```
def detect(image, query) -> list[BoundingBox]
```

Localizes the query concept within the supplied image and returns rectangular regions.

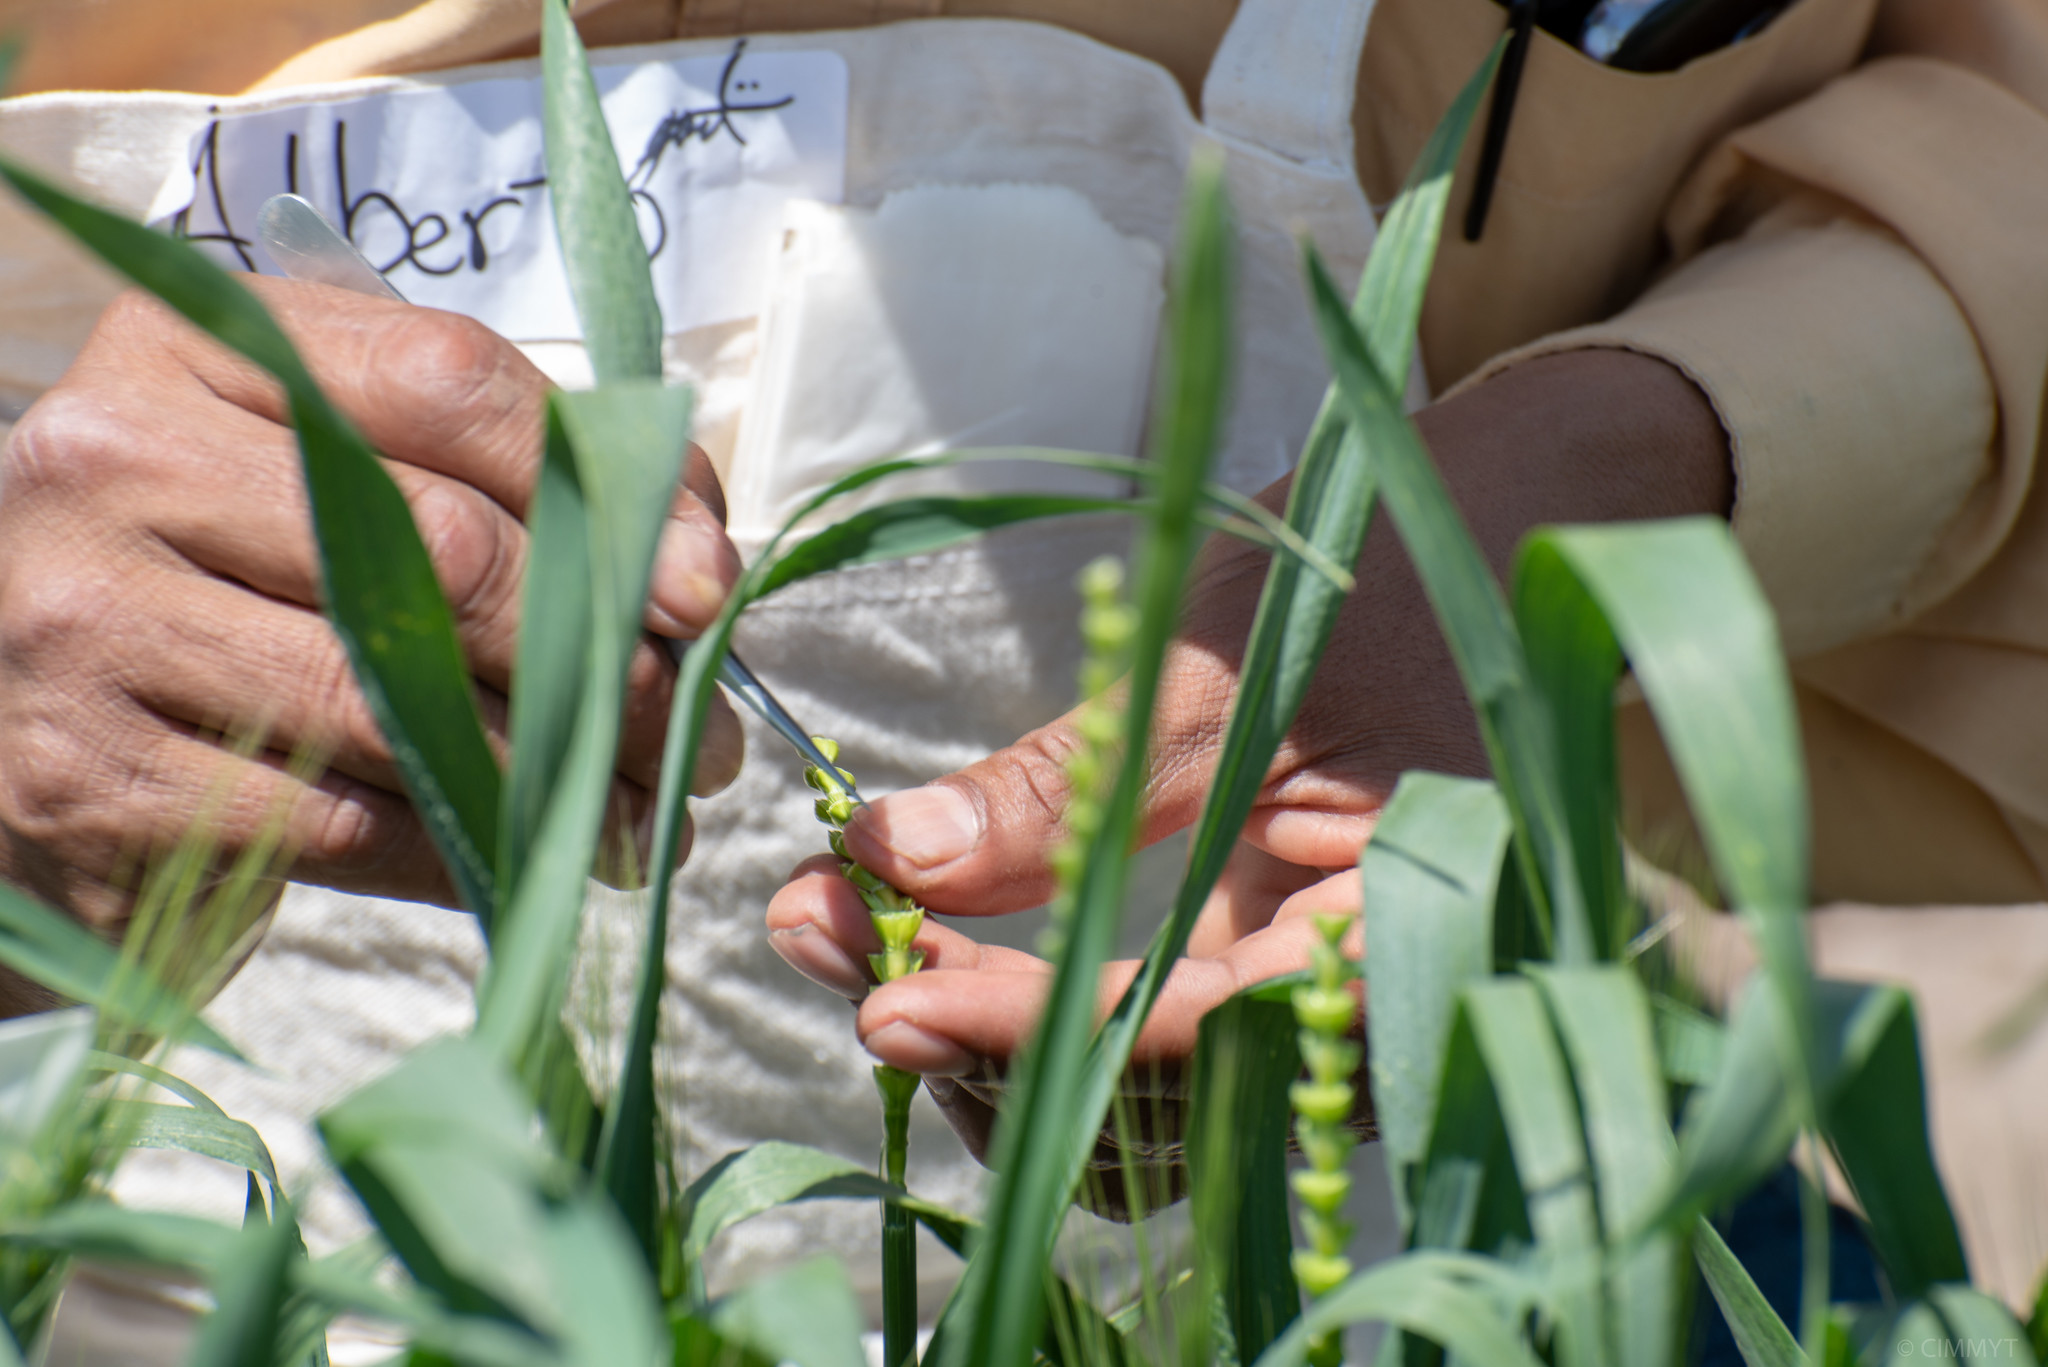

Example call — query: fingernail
[650,520,733,630]
[865,1021,977,1077]
[857,786,980,870]
[769,926,869,999]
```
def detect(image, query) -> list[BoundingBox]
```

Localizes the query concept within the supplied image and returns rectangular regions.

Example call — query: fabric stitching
[1209,0,1370,173]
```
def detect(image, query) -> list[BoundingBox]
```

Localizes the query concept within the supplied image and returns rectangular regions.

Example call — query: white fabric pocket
[724,183,1164,552]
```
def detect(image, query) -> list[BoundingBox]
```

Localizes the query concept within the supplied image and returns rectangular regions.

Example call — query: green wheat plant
[0,7,2045,1367]
[804,736,927,1367]
[1041,556,1140,965]
[1287,917,1362,1367]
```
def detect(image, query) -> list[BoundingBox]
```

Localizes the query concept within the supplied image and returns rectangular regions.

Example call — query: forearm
[1408,347,1734,585]
[1174,347,1734,834]
[1355,347,1732,768]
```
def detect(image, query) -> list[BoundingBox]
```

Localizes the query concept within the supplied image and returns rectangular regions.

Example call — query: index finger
[140,279,742,633]
[146,279,548,514]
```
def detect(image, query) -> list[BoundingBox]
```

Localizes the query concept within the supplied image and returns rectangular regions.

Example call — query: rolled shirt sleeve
[1459,203,1995,657]
[1460,53,2048,659]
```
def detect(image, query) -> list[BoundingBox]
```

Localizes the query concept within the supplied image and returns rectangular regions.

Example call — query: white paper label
[156,42,848,341]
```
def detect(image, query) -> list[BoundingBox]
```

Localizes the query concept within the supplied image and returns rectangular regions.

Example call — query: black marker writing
[335,122,461,277]
[460,196,521,271]
[170,120,257,270]
[173,37,801,284]
[628,40,795,189]
[624,40,797,262]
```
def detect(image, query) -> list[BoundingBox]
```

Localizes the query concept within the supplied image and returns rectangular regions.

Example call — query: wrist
[1413,348,1734,580]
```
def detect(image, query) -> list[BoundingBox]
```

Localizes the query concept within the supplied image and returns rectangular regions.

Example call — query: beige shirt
[7,0,2048,1311]
[5,0,2048,905]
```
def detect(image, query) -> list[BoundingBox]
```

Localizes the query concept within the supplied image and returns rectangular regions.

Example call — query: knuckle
[620,652,676,785]
[380,309,527,447]
[1000,726,1087,822]
[306,635,394,769]
[407,479,516,622]
[0,559,116,666]
[0,704,141,868]
[93,289,174,349]
[687,696,745,799]
[302,776,423,874]
[1149,660,1233,795]
[2,388,137,499]
[683,443,728,525]
[0,717,87,834]
[0,568,139,863]
[623,637,673,701]
[388,308,500,387]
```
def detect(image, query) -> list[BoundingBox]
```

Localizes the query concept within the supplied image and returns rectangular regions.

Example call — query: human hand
[768,845,1366,1215]
[0,279,743,999]
[766,349,1730,1096]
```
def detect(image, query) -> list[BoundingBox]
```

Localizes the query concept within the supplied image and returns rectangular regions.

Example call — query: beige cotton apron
[0,0,1408,1339]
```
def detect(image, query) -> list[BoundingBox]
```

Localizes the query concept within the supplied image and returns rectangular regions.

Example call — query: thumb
[840,683,1219,917]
